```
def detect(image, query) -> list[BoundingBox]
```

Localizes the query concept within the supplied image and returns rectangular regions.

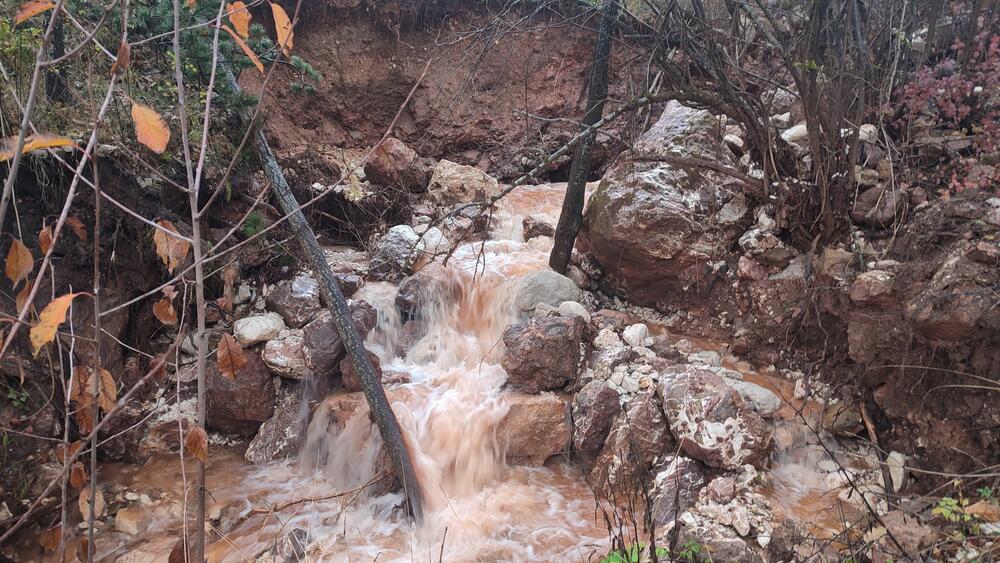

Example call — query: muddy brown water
[22,184,859,561]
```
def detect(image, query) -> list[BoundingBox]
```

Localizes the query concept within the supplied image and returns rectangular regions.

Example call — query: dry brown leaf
[270,2,293,56]
[0,133,74,161]
[38,224,53,255]
[69,462,87,489]
[15,283,32,316]
[75,538,89,563]
[153,296,178,326]
[228,1,251,38]
[78,487,105,520]
[966,500,1000,522]
[152,220,190,273]
[69,365,90,405]
[221,24,264,74]
[38,525,61,551]
[65,216,88,241]
[14,0,55,25]
[217,333,246,380]
[30,293,78,356]
[185,426,208,462]
[75,408,94,434]
[97,368,117,413]
[5,238,33,288]
[110,40,131,76]
[56,440,83,463]
[131,102,170,154]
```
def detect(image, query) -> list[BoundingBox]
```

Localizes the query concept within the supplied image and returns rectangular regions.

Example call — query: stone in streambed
[266,274,322,328]
[572,381,620,461]
[497,392,572,466]
[245,391,305,464]
[501,314,585,393]
[206,351,276,434]
[261,329,313,379]
[234,312,286,346]
[522,215,555,240]
[513,270,582,312]
[301,300,377,375]
[369,225,425,282]
[339,350,383,392]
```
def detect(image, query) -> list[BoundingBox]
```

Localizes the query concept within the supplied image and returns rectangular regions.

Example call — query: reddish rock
[266,274,322,328]
[849,270,895,306]
[363,137,432,193]
[522,215,555,240]
[339,350,383,392]
[206,351,277,434]
[497,392,572,465]
[737,255,768,280]
[572,381,620,461]
[501,315,586,392]
[649,455,705,524]
[591,390,674,489]
[245,391,305,463]
[302,300,377,375]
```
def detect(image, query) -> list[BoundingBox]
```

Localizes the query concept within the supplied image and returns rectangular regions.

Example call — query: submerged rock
[522,215,555,240]
[501,314,585,392]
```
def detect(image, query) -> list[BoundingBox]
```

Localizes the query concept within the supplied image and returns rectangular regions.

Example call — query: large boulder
[426,159,500,208]
[572,380,621,461]
[206,350,276,434]
[245,391,305,463]
[649,455,705,525]
[363,137,432,193]
[658,365,773,469]
[302,300,378,375]
[513,270,582,312]
[591,390,674,489]
[497,392,572,465]
[579,101,749,306]
[501,315,586,393]
[266,274,322,328]
[369,225,424,282]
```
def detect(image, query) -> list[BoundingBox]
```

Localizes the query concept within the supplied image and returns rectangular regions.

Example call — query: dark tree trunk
[549,0,620,273]
[45,16,69,102]
[223,64,424,522]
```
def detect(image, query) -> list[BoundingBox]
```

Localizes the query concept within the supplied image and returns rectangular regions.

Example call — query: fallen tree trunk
[223,64,425,522]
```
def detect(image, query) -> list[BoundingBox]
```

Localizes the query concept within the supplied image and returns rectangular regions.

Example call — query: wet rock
[262,330,313,379]
[590,343,631,381]
[522,215,555,240]
[302,300,378,375]
[513,269,582,312]
[245,391,305,463]
[266,274,322,328]
[501,315,586,392]
[398,320,427,357]
[427,159,500,207]
[234,312,287,346]
[332,273,363,297]
[822,401,863,436]
[621,323,648,347]
[395,273,432,320]
[728,380,781,416]
[363,137,432,193]
[850,269,895,306]
[415,225,449,255]
[558,301,590,323]
[339,350,383,392]
[579,101,748,305]
[369,225,424,282]
[658,365,773,469]
[674,510,762,562]
[572,381,620,461]
[115,506,147,535]
[592,326,622,351]
[497,392,572,465]
[591,391,673,489]
[206,351,276,434]
[649,456,705,525]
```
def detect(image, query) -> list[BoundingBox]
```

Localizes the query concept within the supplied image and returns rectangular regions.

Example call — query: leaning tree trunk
[549,0,620,273]
[223,65,424,521]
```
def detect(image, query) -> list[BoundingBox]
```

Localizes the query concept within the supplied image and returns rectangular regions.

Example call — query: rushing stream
[23,183,866,562]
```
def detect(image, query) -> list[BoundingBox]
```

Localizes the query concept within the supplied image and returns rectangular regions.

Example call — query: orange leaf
[109,40,131,76]
[14,0,54,25]
[69,365,90,405]
[75,407,94,434]
[217,333,246,380]
[15,283,31,316]
[0,133,74,161]
[30,293,78,356]
[152,220,190,273]
[65,216,88,241]
[185,426,208,462]
[69,462,87,489]
[153,296,178,326]
[97,368,117,413]
[967,500,1000,522]
[131,102,170,154]
[38,224,53,255]
[186,0,196,7]
[270,2,293,56]
[38,526,61,551]
[228,2,251,38]
[221,24,264,74]
[56,440,83,463]
[5,239,33,288]
[78,487,105,520]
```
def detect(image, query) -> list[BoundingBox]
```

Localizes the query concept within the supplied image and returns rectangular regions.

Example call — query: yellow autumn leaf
[5,239,33,288]
[270,2,293,56]
[14,0,54,25]
[30,293,78,356]
[131,102,170,154]
[228,1,251,38]
[222,24,264,74]
[152,220,190,273]
[0,133,74,162]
